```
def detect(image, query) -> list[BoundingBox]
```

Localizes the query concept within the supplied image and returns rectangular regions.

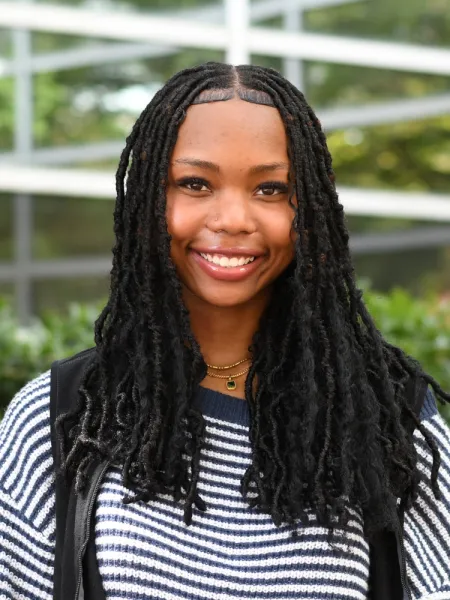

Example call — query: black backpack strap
[50,347,107,600]
[409,375,429,431]
[75,460,109,600]
[368,375,428,600]
[369,530,404,600]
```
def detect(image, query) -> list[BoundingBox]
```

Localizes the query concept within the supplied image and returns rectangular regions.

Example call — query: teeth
[199,253,256,268]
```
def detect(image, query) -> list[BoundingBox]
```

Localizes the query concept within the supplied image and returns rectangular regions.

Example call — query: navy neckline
[194,386,250,427]
[193,385,436,431]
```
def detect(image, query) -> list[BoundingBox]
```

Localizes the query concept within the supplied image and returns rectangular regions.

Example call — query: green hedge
[0,298,99,416]
[364,286,450,423]
[1,290,450,423]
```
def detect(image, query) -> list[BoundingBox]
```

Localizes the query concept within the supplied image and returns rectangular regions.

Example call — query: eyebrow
[248,162,289,175]
[174,158,220,173]
[173,158,289,175]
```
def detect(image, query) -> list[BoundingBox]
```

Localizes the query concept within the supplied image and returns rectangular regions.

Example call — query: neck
[184,289,270,368]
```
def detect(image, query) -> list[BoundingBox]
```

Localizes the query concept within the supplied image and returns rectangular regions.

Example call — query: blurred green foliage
[364,285,450,423]
[1,1,450,422]
[0,297,100,415]
[2,0,450,303]
[1,288,450,424]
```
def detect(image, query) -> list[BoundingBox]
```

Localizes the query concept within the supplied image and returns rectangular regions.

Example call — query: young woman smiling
[1,62,450,600]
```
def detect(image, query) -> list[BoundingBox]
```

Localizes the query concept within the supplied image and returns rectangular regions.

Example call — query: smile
[191,250,263,282]
[199,253,256,268]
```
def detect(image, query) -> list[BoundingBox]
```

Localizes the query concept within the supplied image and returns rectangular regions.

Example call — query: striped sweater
[1,371,450,599]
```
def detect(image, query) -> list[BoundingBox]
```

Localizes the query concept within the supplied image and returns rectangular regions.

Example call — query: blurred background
[1,0,450,419]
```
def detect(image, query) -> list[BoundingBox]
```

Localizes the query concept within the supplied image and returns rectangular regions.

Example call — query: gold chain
[206,365,250,391]
[206,367,250,379]
[205,357,249,370]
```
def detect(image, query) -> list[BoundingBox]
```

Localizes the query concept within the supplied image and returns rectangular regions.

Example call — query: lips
[199,253,256,268]
[190,248,265,282]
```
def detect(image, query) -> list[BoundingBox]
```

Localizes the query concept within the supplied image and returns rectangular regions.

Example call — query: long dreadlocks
[56,62,450,537]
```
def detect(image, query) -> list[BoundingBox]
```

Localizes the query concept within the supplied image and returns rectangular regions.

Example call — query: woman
[1,62,450,600]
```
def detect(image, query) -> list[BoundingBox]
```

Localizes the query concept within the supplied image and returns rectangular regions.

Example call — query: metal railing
[0,0,449,321]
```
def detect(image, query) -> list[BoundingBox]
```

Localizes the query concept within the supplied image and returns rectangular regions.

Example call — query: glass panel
[0,194,14,261]
[306,64,448,108]
[327,116,450,193]
[0,28,12,58]
[253,1,449,105]
[0,77,14,151]
[144,0,219,14]
[81,158,121,170]
[34,0,214,11]
[249,57,448,108]
[353,246,449,295]
[349,217,450,293]
[33,48,224,149]
[32,31,96,54]
[251,55,282,72]
[305,1,449,47]
[33,196,114,259]
[348,216,443,235]
[33,276,109,314]
[0,282,14,302]
[255,0,449,49]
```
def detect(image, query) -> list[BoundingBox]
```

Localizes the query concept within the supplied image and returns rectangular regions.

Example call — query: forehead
[172,98,289,162]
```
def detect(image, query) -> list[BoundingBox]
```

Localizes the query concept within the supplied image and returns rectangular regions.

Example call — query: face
[165,97,296,310]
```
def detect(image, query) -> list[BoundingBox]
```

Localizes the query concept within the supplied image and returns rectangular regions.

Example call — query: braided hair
[56,62,450,536]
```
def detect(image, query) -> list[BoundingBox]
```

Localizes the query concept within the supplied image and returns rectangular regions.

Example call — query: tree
[1,0,450,300]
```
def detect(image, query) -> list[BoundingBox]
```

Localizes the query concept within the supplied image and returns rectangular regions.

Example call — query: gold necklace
[205,357,251,391]
[206,357,249,370]
[206,366,250,391]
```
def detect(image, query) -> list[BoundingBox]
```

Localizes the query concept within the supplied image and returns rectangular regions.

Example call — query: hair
[56,62,450,537]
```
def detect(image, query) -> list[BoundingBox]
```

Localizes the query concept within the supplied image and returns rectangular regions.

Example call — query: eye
[256,181,289,197]
[177,177,210,193]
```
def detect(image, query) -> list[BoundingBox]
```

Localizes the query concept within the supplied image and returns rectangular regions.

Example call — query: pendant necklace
[206,357,250,391]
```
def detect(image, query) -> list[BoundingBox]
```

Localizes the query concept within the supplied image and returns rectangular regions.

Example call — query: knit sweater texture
[1,371,450,599]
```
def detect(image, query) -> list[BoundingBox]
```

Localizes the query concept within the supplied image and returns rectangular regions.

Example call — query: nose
[206,189,257,235]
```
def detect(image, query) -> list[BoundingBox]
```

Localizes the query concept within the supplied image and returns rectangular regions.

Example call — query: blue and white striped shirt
[1,371,450,599]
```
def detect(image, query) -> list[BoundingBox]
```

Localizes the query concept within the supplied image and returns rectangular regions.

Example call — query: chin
[200,291,257,309]
[188,280,266,308]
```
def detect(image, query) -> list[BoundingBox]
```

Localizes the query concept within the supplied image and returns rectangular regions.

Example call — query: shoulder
[419,387,438,422]
[0,370,51,458]
[0,371,55,537]
[415,388,450,468]
[414,387,450,490]
[404,388,450,598]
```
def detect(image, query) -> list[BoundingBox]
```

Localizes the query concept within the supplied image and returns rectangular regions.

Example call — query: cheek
[263,208,296,257]
[166,195,198,243]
